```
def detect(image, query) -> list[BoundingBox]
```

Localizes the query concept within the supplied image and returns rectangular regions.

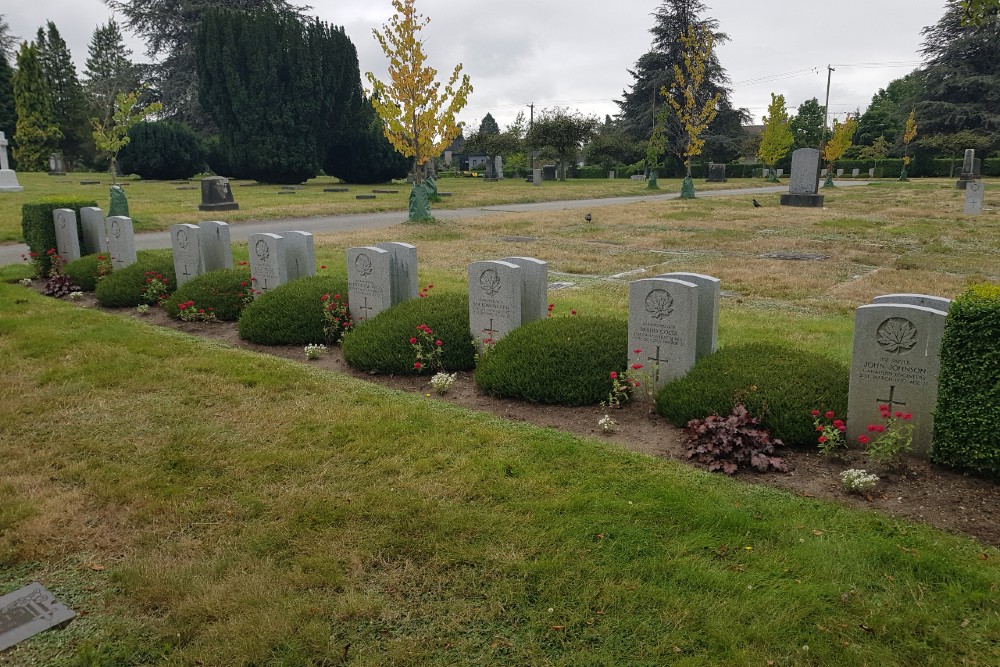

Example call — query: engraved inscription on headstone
[79,207,108,256]
[627,278,700,391]
[52,209,81,263]
[656,272,720,359]
[346,246,392,322]
[170,223,203,287]
[964,180,984,215]
[502,256,548,324]
[468,260,522,350]
[0,583,76,652]
[282,231,316,281]
[198,221,233,272]
[846,303,947,457]
[248,233,288,292]
[376,241,419,305]
[105,216,137,269]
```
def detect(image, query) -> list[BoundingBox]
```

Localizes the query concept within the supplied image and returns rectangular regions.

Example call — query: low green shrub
[119,120,206,180]
[238,276,348,345]
[932,284,1000,474]
[21,199,99,274]
[655,343,849,446]
[62,253,109,292]
[162,268,252,321]
[474,316,627,405]
[342,293,475,374]
[94,251,176,307]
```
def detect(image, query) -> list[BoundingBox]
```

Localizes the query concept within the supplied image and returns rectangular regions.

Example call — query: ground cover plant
[162,268,253,321]
[62,252,112,292]
[3,281,1000,665]
[238,275,350,345]
[94,250,176,307]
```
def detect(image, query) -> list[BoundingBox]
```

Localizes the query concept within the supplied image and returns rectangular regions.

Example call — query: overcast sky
[6,0,951,130]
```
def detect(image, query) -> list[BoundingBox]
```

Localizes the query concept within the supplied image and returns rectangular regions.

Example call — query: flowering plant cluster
[304,343,326,360]
[68,291,84,301]
[142,271,170,305]
[177,301,217,322]
[599,414,618,434]
[410,323,443,372]
[135,304,151,314]
[21,250,46,278]
[320,293,353,345]
[840,469,880,494]
[237,279,255,310]
[96,255,113,282]
[19,277,33,287]
[859,406,913,465]
[417,283,434,298]
[602,349,646,408]
[546,303,578,318]
[430,372,456,394]
[39,250,81,297]
[811,409,847,455]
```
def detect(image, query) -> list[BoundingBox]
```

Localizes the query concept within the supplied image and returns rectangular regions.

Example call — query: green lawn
[2,278,1000,666]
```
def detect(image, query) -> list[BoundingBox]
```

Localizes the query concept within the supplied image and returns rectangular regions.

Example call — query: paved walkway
[0,182,867,266]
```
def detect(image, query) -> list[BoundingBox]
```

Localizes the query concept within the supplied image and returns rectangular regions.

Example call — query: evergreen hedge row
[94,251,176,307]
[162,269,252,321]
[932,284,1000,475]
[119,120,206,181]
[21,199,99,274]
[238,276,348,345]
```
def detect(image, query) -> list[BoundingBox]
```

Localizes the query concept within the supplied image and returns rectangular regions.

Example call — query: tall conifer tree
[37,22,90,163]
[12,41,61,170]
[84,19,138,124]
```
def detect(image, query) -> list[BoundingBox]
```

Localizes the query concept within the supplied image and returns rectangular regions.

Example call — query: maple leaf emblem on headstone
[355,253,373,276]
[644,289,674,320]
[480,269,501,296]
[877,318,917,353]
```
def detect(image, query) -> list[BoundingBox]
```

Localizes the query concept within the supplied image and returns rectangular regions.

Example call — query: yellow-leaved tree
[757,93,794,182]
[366,0,472,220]
[821,115,858,188]
[91,88,162,185]
[900,109,918,181]
[664,24,721,199]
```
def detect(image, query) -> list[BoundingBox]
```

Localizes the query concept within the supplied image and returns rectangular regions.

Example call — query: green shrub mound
[238,276,348,345]
[21,199,99,274]
[162,268,251,321]
[474,316,628,405]
[655,343,849,446]
[119,120,206,180]
[932,284,1000,474]
[63,253,105,292]
[94,251,176,307]
[342,293,475,374]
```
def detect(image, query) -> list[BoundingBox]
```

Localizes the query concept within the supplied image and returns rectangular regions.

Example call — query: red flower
[825,410,834,419]
[874,425,885,433]
[832,419,844,428]
[409,337,417,344]
[818,436,827,443]
[334,294,341,300]
[816,426,823,432]
[894,411,903,418]
[631,363,643,370]
[634,381,640,387]
[858,435,871,445]
[610,371,618,380]
[837,425,846,432]
[46,248,56,255]
[903,413,912,420]
[320,265,326,269]
[571,310,577,315]
[810,409,820,417]
[427,284,433,289]
[879,404,888,411]
[867,424,877,432]
[98,255,105,261]
[413,362,422,370]
[242,281,249,287]
[547,304,554,311]
[633,348,642,354]
[436,340,442,347]
[321,294,329,301]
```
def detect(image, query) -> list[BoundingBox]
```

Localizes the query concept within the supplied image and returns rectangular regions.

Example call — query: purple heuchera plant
[684,404,788,476]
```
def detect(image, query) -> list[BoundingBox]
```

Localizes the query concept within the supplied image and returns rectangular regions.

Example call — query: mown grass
[2,278,1000,665]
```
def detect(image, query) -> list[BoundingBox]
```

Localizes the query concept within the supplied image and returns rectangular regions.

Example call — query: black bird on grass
[584,213,592,222]
[752,198,762,208]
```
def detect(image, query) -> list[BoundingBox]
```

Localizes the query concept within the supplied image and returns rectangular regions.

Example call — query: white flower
[430,372,456,395]
[840,469,879,493]
[304,343,326,360]
[19,278,32,287]
[598,414,617,434]
[68,291,84,300]
[135,304,150,314]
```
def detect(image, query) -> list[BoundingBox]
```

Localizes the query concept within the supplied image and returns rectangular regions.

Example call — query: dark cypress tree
[616,0,747,168]
[84,19,138,124]
[12,41,61,171]
[119,120,205,179]
[196,8,365,184]
[0,53,16,151]
[37,22,90,164]
[324,101,409,184]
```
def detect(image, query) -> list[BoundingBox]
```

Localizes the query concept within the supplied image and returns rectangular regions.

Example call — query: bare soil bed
[67,293,1000,548]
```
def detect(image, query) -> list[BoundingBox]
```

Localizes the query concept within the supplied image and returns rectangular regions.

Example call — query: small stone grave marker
[199,221,233,272]
[964,180,984,215]
[851,168,860,177]
[198,176,239,211]
[52,209,81,263]
[706,163,727,182]
[776,168,784,178]
[872,294,951,311]
[324,187,349,193]
[656,272,720,359]
[0,131,24,192]
[500,235,538,243]
[48,153,66,175]
[502,256,548,323]
[628,277,700,391]
[356,194,376,200]
[79,207,108,255]
[372,189,399,194]
[79,180,100,185]
[956,149,976,189]
[276,191,295,195]
[376,241,418,305]
[0,582,76,652]
[170,223,203,286]
[468,260,522,349]
[347,246,393,322]
[846,303,947,456]
[248,233,287,292]
[283,231,316,280]
[868,168,876,177]
[836,168,844,177]
[105,216,137,269]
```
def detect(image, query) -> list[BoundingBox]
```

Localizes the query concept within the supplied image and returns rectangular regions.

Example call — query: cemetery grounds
[2,177,1000,665]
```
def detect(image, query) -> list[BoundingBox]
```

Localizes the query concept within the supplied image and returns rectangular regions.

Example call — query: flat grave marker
[0,583,76,652]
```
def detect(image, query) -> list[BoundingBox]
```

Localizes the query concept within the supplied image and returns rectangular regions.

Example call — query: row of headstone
[0,132,23,192]
[53,208,137,269]
[170,221,235,287]
[780,148,824,208]
[847,293,952,457]
[467,257,548,348]
[346,242,418,322]
[245,230,314,293]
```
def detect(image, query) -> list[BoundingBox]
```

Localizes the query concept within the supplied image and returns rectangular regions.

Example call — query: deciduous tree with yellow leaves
[757,93,794,182]
[821,115,858,188]
[899,109,917,181]
[366,0,472,220]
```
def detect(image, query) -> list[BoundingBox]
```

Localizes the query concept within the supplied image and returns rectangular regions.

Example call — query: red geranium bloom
[610,371,618,380]
[825,410,834,419]
[818,436,827,443]
[409,337,417,344]
[858,435,871,445]
[810,409,820,416]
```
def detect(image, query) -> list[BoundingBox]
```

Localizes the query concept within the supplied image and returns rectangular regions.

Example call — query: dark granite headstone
[542,165,557,181]
[706,163,727,182]
[198,176,239,212]
[0,583,76,651]
[956,149,976,190]
[324,187,349,193]
[356,194,376,200]
[780,148,824,208]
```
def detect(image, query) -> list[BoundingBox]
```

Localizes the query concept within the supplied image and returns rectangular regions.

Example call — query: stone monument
[199,176,239,211]
[872,294,951,312]
[706,163,727,182]
[964,180,984,215]
[347,246,393,323]
[656,272,720,359]
[956,149,976,190]
[79,207,108,256]
[376,241,419,305]
[170,223,203,287]
[780,148,824,208]
[198,221,234,272]
[627,277,700,392]
[468,260,522,349]
[48,153,66,175]
[0,132,23,192]
[52,209,81,263]
[105,216,137,269]
[248,233,288,293]
[501,256,548,324]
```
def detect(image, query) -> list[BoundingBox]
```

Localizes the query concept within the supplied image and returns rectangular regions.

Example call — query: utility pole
[821,64,835,148]
[528,103,534,128]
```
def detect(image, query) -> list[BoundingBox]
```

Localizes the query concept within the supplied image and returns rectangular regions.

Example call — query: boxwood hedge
[21,199,99,274]
[94,251,176,307]
[238,276,348,345]
[162,268,252,321]
[63,253,106,292]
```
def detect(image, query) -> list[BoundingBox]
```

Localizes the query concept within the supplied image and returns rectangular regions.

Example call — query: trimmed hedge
[342,293,475,374]
[94,251,176,307]
[238,276,348,345]
[932,284,1000,475]
[474,316,628,405]
[63,253,106,292]
[162,268,252,321]
[655,343,849,446]
[119,120,206,181]
[21,199,99,274]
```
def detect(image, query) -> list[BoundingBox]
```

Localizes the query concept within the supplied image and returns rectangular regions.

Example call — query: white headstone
[170,223,203,287]
[502,256,548,324]
[0,131,23,192]
[53,209,81,263]
[627,278,699,391]
[775,168,784,178]
[495,154,504,179]
[851,168,860,177]
[79,207,108,256]
[872,294,951,312]
[656,272,720,359]
[836,168,844,177]
[282,230,316,280]
[198,221,233,272]
[105,216,137,269]
[347,246,393,323]
[820,168,828,177]
[846,303,947,457]
[868,168,876,177]
[964,180,984,215]
[376,241,419,305]
[468,260,523,349]
[248,233,287,293]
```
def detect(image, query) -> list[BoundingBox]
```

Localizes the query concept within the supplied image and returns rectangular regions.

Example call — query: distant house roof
[744,124,765,135]
[446,134,465,153]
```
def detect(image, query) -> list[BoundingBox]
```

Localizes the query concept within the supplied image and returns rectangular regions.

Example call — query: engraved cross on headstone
[481,318,498,341]
[181,264,194,279]
[358,297,373,320]
[875,385,907,413]
[646,346,669,385]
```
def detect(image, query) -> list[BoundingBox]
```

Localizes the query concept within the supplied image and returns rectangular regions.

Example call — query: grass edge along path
[1,284,999,666]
